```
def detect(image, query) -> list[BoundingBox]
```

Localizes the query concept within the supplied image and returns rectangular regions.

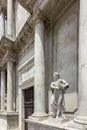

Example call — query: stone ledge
[18,55,34,72]
[0,111,19,130]
[0,111,18,116]
[18,77,34,89]
[26,117,79,130]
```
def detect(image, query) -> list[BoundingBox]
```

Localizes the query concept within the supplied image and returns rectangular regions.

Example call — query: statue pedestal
[48,117,70,124]
[0,111,18,130]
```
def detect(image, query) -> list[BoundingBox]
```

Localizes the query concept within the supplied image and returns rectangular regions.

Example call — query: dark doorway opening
[24,87,34,130]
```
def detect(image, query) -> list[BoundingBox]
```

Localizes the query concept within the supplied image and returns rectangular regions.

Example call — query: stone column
[74,0,87,125]
[7,0,13,37]
[33,17,46,116]
[1,12,5,36]
[1,70,6,111]
[7,60,13,111]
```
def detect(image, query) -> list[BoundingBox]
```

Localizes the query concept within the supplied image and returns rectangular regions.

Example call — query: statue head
[53,72,60,80]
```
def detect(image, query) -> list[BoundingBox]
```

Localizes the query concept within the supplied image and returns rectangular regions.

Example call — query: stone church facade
[0,0,86,130]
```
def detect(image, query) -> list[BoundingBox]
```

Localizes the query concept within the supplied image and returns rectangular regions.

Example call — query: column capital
[30,10,48,27]
[34,11,45,24]
[0,50,17,67]
[6,50,17,62]
[0,67,6,72]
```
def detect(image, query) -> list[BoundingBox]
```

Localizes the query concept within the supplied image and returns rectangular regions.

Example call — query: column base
[0,110,5,113]
[74,116,87,125]
[7,110,15,113]
[29,113,48,121]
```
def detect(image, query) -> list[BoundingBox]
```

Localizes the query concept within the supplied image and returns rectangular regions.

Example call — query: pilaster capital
[6,50,17,62]
[0,67,6,72]
[30,10,48,28]
[1,36,15,52]
[34,10,45,24]
[0,50,17,67]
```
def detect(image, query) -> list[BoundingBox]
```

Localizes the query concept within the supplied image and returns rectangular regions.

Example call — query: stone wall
[45,27,53,113]
[52,4,78,112]
[17,41,34,86]
[27,120,65,130]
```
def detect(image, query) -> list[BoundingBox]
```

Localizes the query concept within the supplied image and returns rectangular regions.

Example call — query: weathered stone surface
[0,112,18,130]
[53,5,78,112]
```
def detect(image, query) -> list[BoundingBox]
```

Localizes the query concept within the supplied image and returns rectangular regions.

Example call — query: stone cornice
[15,19,33,52]
[15,10,49,52]
[18,55,34,72]
[19,77,34,90]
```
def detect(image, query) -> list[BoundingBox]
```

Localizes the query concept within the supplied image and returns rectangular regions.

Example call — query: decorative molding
[18,36,34,60]
[15,20,33,52]
[18,56,34,72]
[29,9,49,29]
[19,77,34,90]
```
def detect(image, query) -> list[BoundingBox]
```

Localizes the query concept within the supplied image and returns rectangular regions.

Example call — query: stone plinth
[0,112,18,130]
[26,117,77,130]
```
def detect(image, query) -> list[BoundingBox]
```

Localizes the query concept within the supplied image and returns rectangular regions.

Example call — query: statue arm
[60,79,69,89]
[51,82,60,90]
[62,83,69,88]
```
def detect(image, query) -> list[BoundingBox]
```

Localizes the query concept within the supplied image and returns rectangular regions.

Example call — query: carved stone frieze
[19,77,34,90]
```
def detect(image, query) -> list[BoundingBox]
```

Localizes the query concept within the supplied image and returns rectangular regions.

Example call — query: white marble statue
[51,72,69,118]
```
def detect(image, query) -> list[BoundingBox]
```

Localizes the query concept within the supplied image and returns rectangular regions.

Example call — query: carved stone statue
[50,72,69,118]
